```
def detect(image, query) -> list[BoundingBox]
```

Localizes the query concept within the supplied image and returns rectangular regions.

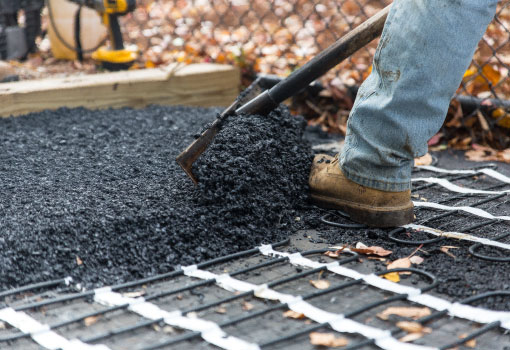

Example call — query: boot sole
[310,193,414,228]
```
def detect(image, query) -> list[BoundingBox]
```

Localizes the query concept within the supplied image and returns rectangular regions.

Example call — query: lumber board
[0,63,240,117]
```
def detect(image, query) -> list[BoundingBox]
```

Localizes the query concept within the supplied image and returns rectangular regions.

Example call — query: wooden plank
[0,63,240,117]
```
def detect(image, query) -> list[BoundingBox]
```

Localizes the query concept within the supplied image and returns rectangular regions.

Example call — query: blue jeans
[340,0,498,192]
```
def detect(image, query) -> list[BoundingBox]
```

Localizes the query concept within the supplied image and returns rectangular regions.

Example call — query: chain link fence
[122,0,510,148]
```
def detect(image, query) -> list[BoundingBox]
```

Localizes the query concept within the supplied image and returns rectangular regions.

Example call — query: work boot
[309,154,414,227]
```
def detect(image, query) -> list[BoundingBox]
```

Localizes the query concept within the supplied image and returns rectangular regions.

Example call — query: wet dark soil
[0,105,312,289]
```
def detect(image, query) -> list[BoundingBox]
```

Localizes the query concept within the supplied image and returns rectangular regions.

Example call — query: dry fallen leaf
[383,272,400,282]
[153,324,175,333]
[466,144,510,164]
[215,307,227,314]
[377,306,431,321]
[387,257,412,271]
[399,332,426,343]
[76,256,83,266]
[123,290,145,298]
[242,301,254,311]
[310,279,331,290]
[324,246,347,258]
[84,316,99,327]
[396,321,432,334]
[409,256,424,265]
[309,332,349,347]
[283,310,305,319]
[459,333,476,348]
[440,246,458,259]
[351,242,393,257]
[325,250,341,258]
[414,153,433,166]
[367,256,386,262]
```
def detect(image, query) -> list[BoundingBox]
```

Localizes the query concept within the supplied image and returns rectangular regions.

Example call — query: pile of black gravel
[0,105,312,289]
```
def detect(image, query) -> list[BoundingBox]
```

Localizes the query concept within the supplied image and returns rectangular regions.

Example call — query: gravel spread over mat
[0,105,312,289]
[1,105,509,310]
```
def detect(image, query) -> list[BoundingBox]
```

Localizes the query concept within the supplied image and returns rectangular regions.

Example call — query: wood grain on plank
[0,63,240,117]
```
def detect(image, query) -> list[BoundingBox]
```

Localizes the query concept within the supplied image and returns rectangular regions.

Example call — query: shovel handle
[238,4,391,114]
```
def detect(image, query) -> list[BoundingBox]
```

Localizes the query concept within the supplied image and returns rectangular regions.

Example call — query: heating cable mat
[1,163,510,349]
[0,238,509,350]
[1,106,510,348]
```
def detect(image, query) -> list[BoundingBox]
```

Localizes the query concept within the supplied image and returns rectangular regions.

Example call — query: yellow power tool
[69,0,138,70]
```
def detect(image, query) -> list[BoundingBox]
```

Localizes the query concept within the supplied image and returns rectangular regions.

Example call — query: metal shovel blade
[176,4,390,184]
[175,76,277,184]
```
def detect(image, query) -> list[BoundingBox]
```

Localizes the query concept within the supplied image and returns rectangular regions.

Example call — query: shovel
[176,4,391,184]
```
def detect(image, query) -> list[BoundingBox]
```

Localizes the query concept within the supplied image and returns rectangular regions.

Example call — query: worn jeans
[340,0,498,192]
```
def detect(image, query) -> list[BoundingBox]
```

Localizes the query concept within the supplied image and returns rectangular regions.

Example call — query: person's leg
[309,0,498,227]
[340,0,498,192]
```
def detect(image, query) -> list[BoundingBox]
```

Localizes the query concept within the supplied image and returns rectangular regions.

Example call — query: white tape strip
[258,245,510,331]
[418,166,510,185]
[93,287,260,350]
[412,177,509,194]
[181,259,438,350]
[413,201,510,221]
[0,307,110,350]
[403,224,510,251]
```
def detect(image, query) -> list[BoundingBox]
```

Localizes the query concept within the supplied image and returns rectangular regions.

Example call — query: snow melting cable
[412,201,510,221]
[93,287,260,350]
[0,307,111,350]
[258,245,510,331]
[417,165,510,185]
[412,177,510,194]
[180,261,439,350]
[322,164,510,262]
[0,240,291,345]
[1,241,508,349]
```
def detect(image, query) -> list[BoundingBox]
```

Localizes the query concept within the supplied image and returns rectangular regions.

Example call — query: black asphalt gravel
[0,105,312,289]
[1,104,509,310]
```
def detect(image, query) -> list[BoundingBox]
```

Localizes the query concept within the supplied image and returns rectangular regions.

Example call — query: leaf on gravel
[440,246,458,259]
[215,307,227,314]
[396,321,432,334]
[283,310,305,319]
[387,257,412,271]
[242,301,254,311]
[324,246,347,258]
[383,272,400,283]
[76,256,83,266]
[84,316,99,327]
[351,242,392,257]
[310,279,331,290]
[414,153,433,166]
[368,257,387,261]
[459,333,476,348]
[377,306,431,321]
[309,332,349,347]
[409,256,424,265]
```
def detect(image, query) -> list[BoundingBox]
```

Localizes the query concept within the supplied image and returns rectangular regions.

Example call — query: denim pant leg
[340,0,498,192]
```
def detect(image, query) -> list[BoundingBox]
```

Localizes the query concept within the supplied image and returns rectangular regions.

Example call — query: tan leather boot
[309,154,414,227]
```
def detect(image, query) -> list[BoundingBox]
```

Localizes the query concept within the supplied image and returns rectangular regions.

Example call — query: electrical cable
[45,0,107,54]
